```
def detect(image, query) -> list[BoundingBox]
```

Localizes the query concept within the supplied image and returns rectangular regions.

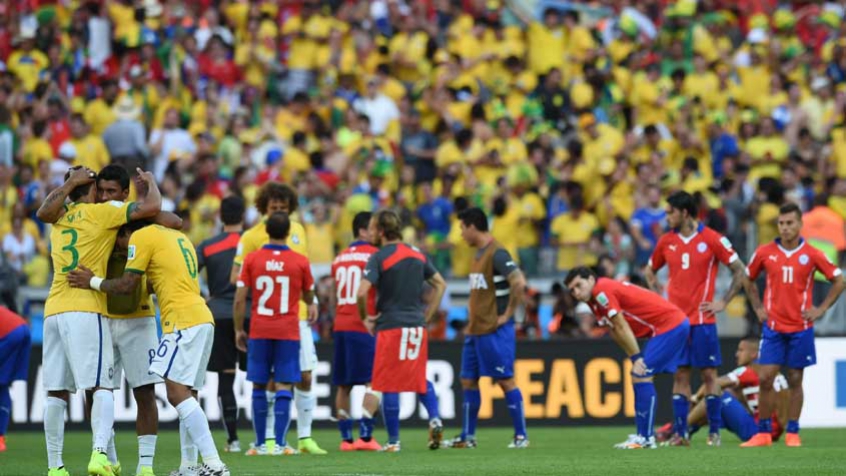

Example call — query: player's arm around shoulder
[66,264,142,295]
[127,169,162,221]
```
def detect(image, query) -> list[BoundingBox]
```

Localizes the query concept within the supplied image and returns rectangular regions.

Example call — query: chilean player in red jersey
[645,191,751,447]
[233,212,317,456]
[741,203,845,448]
[357,210,448,452]
[566,267,690,449]
[656,338,789,444]
[0,306,30,452]
[331,212,382,451]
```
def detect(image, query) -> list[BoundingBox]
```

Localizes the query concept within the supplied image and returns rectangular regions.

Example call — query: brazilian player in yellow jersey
[230,182,326,455]
[69,221,230,476]
[36,166,162,476]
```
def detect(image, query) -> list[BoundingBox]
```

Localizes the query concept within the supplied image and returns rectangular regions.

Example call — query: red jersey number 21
[399,327,423,361]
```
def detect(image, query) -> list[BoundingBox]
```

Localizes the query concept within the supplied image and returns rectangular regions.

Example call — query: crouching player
[565,267,689,449]
[234,212,316,456]
[657,338,789,444]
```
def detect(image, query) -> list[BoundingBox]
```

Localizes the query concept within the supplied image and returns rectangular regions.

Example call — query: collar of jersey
[263,244,290,251]
[775,237,804,250]
[350,240,370,247]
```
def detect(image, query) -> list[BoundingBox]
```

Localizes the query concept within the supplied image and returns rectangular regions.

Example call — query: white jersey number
[256,275,290,316]
[335,265,362,306]
[782,266,794,284]
[399,327,424,361]
[681,252,690,270]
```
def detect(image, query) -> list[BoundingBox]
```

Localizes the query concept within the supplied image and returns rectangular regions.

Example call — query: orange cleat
[340,441,357,452]
[353,438,382,451]
[740,433,772,447]
[0,435,6,452]
[785,433,802,447]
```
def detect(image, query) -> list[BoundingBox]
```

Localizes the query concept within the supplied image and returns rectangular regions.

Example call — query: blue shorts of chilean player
[461,320,516,380]
[333,331,375,386]
[719,391,758,441]
[678,323,722,368]
[246,339,301,385]
[759,325,816,368]
[0,325,30,384]
[639,320,689,378]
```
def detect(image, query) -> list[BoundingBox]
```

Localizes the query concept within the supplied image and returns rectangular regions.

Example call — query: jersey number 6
[399,326,423,361]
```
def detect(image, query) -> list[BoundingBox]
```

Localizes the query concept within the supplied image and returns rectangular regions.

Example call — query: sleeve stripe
[126,202,138,223]
[728,253,739,264]
[125,268,145,275]
[834,268,843,277]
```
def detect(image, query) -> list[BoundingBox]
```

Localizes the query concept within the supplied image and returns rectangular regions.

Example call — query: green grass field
[2,427,845,475]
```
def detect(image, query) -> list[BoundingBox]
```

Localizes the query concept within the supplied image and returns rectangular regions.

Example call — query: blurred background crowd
[3,0,846,339]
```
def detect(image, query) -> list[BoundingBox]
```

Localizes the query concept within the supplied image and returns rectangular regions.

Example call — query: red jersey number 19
[399,327,423,361]
[336,266,361,305]
[257,275,290,316]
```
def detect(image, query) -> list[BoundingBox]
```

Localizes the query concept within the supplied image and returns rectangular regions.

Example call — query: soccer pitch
[2,427,845,475]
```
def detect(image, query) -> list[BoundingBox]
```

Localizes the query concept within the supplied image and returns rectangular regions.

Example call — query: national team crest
[697,242,708,253]
[127,245,136,260]
[799,254,809,265]
[292,234,300,245]
[597,292,609,306]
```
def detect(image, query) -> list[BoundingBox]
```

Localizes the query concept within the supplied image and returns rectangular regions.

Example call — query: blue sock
[252,389,268,446]
[0,385,10,436]
[787,420,799,434]
[758,417,772,434]
[274,390,292,447]
[461,389,481,440]
[672,394,689,438]
[706,395,722,435]
[360,417,375,441]
[420,381,440,420]
[635,383,657,438]
[689,424,701,435]
[382,393,400,444]
[338,418,353,442]
[505,388,527,439]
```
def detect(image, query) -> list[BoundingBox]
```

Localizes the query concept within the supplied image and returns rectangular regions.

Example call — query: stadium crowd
[2,0,846,337]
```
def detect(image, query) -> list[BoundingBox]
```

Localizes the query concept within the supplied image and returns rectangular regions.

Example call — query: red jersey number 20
[336,265,362,305]
[399,327,423,361]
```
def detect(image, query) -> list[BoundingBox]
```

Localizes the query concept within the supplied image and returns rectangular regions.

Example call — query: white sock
[137,435,157,473]
[179,418,197,469]
[176,398,223,469]
[106,430,118,464]
[265,390,276,440]
[44,397,67,469]
[91,390,115,452]
[295,388,315,439]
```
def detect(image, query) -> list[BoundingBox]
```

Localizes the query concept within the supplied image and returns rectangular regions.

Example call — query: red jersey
[727,365,787,439]
[746,239,842,333]
[237,244,314,340]
[331,241,378,333]
[650,224,739,325]
[0,306,26,339]
[587,278,687,338]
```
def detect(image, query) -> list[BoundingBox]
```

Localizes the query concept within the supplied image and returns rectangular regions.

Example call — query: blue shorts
[640,320,689,378]
[246,339,301,385]
[332,331,375,386]
[759,326,816,369]
[679,323,722,368]
[0,325,31,385]
[720,391,757,441]
[461,321,516,380]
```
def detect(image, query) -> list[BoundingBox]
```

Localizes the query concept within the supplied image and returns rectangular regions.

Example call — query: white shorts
[149,324,214,390]
[109,317,162,389]
[43,312,115,393]
[299,320,317,372]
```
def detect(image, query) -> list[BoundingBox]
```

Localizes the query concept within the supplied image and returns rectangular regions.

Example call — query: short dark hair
[220,196,245,226]
[118,219,153,237]
[255,182,298,215]
[666,190,698,218]
[374,209,402,241]
[97,164,130,191]
[779,202,802,220]
[458,207,488,232]
[564,266,596,285]
[64,166,95,202]
[352,211,372,238]
[266,212,291,240]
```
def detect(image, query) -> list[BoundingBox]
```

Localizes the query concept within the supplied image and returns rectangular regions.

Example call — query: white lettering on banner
[799,338,846,428]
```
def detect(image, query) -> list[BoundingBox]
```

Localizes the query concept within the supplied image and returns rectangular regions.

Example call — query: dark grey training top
[196,231,244,320]
[364,242,438,331]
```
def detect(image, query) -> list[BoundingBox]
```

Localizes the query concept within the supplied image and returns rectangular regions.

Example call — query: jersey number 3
[399,327,423,361]
[257,276,290,316]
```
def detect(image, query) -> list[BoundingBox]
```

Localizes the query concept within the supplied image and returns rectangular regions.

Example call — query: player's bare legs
[44,390,70,475]
[166,380,227,472]
[741,364,779,447]
[784,368,804,446]
[134,384,159,474]
[670,367,692,445]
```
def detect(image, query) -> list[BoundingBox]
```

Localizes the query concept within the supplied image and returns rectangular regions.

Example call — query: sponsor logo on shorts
[495,366,505,374]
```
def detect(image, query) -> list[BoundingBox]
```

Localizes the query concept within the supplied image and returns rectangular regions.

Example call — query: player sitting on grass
[566,266,689,449]
[656,338,789,444]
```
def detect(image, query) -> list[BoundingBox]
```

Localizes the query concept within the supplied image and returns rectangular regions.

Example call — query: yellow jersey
[125,225,212,333]
[105,249,154,319]
[234,218,309,320]
[45,200,136,317]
